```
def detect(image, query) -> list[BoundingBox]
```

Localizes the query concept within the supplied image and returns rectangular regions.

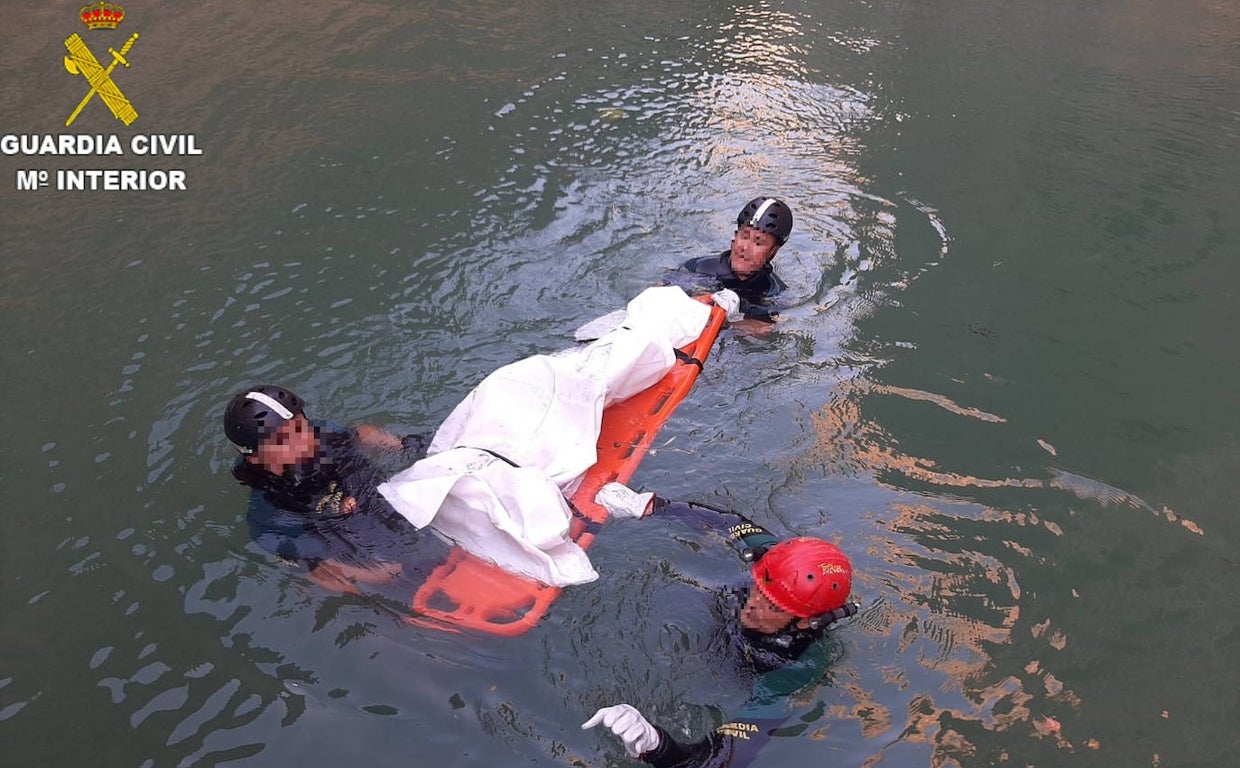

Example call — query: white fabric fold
[378,286,711,586]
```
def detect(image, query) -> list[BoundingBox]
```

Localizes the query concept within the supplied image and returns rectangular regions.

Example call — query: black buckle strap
[674,348,704,369]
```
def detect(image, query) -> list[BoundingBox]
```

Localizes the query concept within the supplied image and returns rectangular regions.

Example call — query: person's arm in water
[353,423,402,452]
[352,424,428,462]
[730,274,783,333]
[324,423,427,513]
[731,317,777,335]
[594,484,778,562]
[650,497,779,562]
[243,478,403,596]
[305,558,402,595]
[583,632,851,767]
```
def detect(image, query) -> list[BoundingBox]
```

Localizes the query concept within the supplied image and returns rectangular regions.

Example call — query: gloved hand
[595,482,654,519]
[582,704,661,758]
[710,289,743,322]
[574,308,629,341]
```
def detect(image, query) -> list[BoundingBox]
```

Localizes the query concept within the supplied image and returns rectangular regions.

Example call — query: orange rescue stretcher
[408,302,727,636]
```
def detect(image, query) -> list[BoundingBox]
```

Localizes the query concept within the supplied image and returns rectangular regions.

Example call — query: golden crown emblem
[80,2,125,30]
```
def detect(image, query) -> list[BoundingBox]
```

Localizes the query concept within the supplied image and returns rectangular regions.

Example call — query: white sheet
[378,286,712,586]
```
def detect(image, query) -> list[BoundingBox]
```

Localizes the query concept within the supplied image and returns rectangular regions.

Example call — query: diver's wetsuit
[638,499,849,768]
[665,252,787,322]
[235,420,440,574]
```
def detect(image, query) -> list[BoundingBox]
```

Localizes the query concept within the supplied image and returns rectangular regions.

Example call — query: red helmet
[752,537,852,618]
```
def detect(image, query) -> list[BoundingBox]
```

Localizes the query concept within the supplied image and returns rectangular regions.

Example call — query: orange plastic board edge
[408,303,727,636]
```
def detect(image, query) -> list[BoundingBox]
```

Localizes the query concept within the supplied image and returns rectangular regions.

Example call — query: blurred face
[247,414,317,475]
[729,225,780,279]
[740,587,797,634]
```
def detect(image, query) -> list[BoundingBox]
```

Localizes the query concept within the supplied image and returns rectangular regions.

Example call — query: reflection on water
[806,380,1205,533]
[792,378,1209,764]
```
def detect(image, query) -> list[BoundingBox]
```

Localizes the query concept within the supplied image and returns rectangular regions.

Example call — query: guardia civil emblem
[63,3,139,127]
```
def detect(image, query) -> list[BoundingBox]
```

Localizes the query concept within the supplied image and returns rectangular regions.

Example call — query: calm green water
[3,1,1238,766]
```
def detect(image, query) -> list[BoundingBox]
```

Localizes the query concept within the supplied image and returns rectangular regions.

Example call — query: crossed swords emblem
[63,32,139,127]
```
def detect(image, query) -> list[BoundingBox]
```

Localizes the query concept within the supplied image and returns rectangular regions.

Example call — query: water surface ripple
[2,1,1237,767]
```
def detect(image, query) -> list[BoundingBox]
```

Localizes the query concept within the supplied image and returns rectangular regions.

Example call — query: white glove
[710,289,743,322]
[574,308,628,341]
[595,482,654,519]
[582,704,661,758]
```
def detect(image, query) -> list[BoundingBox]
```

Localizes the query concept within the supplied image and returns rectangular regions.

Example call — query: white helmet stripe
[245,391,294,420]
[746,198,777,228]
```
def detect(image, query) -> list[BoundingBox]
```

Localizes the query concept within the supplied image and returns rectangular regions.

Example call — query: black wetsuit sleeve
[660,252,783,324]
[642,726,725,768]
[736,270,783,323]
[767,270,787,297]
[641,655,834,768]
[738,301,776,323]
[663,257,728,297]
[642,714,797,768]
[649,498,780,561]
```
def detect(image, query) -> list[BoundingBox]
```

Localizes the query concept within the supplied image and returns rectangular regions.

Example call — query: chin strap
[807,598,861,630]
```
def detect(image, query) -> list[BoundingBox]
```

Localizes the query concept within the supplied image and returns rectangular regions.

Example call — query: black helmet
[736,197,793,244]
[223,385,305,454]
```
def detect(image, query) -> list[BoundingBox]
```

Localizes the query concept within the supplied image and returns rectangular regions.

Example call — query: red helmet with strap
[752,537,852,618]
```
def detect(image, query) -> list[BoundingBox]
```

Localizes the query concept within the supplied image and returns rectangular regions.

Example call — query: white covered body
[378,286,713,586]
